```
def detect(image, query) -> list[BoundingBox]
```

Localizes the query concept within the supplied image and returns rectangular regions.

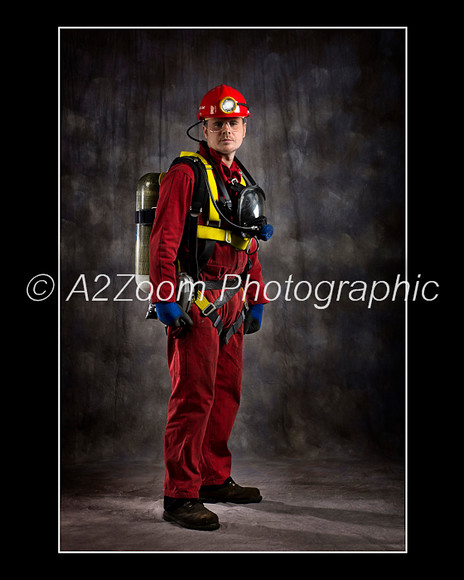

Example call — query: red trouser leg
[163,291,244,498]
[199,325,243,485]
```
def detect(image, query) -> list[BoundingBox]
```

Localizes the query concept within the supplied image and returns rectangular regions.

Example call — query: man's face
[202,117,247,158]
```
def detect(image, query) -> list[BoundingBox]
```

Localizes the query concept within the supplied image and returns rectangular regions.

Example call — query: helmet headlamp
[219,96,238,114]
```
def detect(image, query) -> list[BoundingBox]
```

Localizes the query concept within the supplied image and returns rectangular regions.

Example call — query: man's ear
[202,122,208,139]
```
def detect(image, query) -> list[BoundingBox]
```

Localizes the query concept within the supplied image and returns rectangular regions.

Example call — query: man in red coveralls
[149,85,272,531]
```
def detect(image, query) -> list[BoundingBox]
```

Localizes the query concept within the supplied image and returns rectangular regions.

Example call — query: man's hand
[244,303,264,334]
[155,302,194,327]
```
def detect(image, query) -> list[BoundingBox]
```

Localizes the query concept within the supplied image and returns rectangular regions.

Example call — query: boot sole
[199,495,262,504]
[163,511,220,531]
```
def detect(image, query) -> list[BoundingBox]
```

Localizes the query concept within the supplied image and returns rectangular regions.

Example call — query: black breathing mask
[207,152,268,239]
[230,180,267,230]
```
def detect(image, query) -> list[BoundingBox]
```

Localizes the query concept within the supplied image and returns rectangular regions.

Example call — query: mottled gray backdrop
[60,28,405,466]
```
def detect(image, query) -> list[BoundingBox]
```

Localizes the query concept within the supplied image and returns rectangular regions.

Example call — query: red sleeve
[148,163,194,302]
[244,238,270,306]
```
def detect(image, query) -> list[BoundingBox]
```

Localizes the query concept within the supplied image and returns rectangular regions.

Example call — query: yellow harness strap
[194,290,214,315]
[180,151,221,222]
[179,151,251,251]
[196,225,252,251]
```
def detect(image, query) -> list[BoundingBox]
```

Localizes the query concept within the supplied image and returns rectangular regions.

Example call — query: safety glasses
[205,119,245,133]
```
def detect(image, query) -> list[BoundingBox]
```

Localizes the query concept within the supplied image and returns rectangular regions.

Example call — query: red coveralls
[149,143,268,499]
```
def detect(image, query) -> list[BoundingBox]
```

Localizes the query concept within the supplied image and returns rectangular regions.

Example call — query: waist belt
[193,280,247,344]
[197,224,252,252]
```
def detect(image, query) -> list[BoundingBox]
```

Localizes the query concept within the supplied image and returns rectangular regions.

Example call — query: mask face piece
[236,185,266,227]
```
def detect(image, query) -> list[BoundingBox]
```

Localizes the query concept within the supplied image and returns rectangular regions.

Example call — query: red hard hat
[197,84,250,120]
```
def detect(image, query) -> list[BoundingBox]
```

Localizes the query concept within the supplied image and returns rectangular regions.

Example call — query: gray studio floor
[59,456,405,553]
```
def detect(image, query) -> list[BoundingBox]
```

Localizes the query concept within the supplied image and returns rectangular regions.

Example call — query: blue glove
[244,303,264,334]
[258,224,273,241]
[155,302,193,327]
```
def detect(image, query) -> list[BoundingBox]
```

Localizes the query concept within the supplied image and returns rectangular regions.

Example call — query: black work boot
[162,499,220,531]
[199,477,262,504]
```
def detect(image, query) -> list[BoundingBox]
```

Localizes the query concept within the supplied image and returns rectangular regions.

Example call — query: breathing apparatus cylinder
[135,173,161,291]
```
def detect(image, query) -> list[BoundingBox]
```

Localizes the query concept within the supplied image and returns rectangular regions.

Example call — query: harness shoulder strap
[169,154,208,215]
[170,153,215,280]
[169,152,252,280]
[179,151,222,222]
